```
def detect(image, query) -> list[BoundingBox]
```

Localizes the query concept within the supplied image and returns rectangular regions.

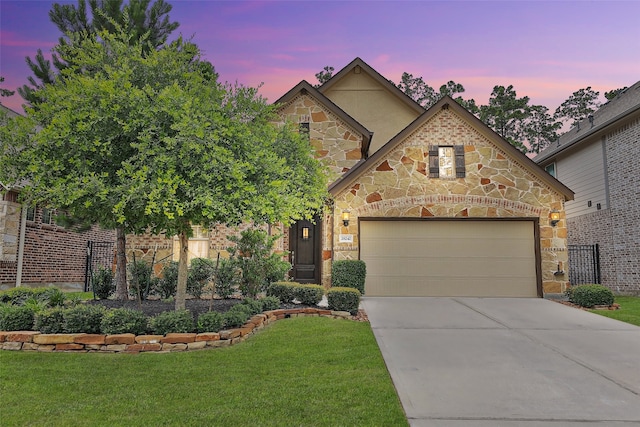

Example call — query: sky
[1,0,639,115]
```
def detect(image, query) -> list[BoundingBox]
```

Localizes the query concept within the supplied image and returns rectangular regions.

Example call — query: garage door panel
[360,220,538,297]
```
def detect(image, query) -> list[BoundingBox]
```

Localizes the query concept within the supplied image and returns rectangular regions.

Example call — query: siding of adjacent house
[556,138,608,218]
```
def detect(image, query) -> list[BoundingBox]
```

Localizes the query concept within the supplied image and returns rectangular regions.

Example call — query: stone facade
[330,106,569,294]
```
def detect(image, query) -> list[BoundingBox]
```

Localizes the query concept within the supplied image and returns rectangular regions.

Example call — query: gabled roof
[535,80,640,164]
[329,96,574,201]
[317,57,425,115]
[274,80,373,158]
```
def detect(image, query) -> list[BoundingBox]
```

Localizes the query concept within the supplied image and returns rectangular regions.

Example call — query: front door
[289,217,321,284]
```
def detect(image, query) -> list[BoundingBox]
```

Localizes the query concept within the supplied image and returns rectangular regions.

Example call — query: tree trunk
[175,230,189,311]
[114,226,128,300]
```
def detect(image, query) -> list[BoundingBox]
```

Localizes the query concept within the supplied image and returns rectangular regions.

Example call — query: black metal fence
[568,244,601,286]
[84,241,115,292]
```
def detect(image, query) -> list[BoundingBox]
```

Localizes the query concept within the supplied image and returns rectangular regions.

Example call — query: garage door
[360,220,538,297]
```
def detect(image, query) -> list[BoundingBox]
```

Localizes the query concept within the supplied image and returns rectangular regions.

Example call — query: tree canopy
[1,28,328,310]
[19,0,179,105]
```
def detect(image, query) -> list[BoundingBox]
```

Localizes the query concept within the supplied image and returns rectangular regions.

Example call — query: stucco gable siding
[277,93,365,181]
[322,71,421,155]
[555,139,607,219]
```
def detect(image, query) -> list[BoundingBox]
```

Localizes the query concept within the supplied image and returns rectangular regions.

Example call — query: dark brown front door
[289,217,321,284]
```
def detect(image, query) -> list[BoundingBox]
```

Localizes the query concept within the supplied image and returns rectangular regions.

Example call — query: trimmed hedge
[331,260,366,294]
[569,284,614,308]
[295,284,324,306]
[327,287,361,315]
[35,307,66,334]
[197,311,224,333]
[267,282,298,303]
[63,305,106,334]
[150,309,194,335]
[259,296,280,311]
[223,304,252,329]
[0,304,35,331]
[100,308,148,335]
[241,298,264,315]
[92,267,115,300]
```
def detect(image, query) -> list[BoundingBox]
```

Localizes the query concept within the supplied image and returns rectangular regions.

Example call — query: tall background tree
[553,86,601,128]
[314,66,334,87]
[16,0,179,299]
[1,77,16,98]
[2,27,328,310]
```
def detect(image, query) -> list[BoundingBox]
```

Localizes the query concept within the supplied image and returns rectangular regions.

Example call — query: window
[299,122,310,140]
[429,145,465,178]
[172,226,210,264]
[545,163,556,178]
[25,206,35,222]
[42,208,55,225]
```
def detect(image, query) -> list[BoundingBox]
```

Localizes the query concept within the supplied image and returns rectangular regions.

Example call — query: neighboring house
[0,103,116,291]
[535,81,640,294]
[128,58,574,297]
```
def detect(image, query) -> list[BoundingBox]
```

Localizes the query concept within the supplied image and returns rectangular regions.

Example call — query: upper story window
[429,145,466,178]
[26,206,36,222]
[42,208,55,225]
[545,163,556,178]
[299,122,310,140]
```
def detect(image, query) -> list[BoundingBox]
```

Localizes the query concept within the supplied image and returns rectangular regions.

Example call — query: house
[534,81,640,294]
[128,58,574,297]
[0,104,116,291]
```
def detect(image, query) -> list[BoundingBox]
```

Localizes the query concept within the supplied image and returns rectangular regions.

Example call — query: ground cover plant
[0,317,408,426]
[589,296,640,327]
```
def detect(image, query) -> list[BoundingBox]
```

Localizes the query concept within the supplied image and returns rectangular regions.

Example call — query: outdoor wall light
[342,211,350,227]
[549,210,561,227]
[302,226,310,240]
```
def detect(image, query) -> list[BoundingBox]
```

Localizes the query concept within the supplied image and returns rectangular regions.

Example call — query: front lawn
[590,296,640,327]
[0,317,408,426]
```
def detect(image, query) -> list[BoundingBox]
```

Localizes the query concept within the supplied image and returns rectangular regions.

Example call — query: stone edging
[0,308,353,354]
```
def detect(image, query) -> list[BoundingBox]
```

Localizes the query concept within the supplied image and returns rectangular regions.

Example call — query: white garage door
[360,220,538,297]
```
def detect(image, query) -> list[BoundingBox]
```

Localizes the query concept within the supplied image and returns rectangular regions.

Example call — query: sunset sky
[1,0,639,115]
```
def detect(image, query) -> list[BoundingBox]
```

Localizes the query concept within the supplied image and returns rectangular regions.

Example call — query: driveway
[362,297,640,426]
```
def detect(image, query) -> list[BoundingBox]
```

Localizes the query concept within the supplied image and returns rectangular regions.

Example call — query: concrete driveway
[362,297,640,426]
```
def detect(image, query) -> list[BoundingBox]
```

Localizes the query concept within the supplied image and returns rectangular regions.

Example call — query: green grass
[590,296,640,327]
[0,317,408,426]
[67,291,95,300]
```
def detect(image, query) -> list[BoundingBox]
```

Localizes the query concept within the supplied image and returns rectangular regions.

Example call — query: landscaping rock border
[0,308,355,354]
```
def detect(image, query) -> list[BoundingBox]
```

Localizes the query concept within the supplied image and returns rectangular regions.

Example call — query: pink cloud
[0,30,55,49]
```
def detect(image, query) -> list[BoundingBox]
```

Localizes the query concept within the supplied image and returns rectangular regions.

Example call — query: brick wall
[604,117,640,292]
[0,206,115,290]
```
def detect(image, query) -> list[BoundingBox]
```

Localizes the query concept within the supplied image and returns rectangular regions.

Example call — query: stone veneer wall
[1,206,115,290]
[330,108,570,294]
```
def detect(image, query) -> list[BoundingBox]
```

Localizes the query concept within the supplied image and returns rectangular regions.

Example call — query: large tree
[19,0,179,105]
[479,85,531,153]
[521,105,561,154]
[314,66,334,87]
[16,0,179,298]
[2,28,327,310]
[553,86,601,128]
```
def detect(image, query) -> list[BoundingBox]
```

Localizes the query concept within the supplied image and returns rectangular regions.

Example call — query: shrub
[223,304,251,328]
[92,266,115,300]
[267,281,298,303]
[150,309,194,335]
[128,260,156,301]
[35,307,65,334]
[22,297,48,314]
[0,287,53,306]
[569,284,614,308]
[42,287,67,307]
[214,258,239,299]
[188,258,216,299]
[228,229,290,298]
[63,305,106,334]
[259,296,280,311]
[241,298,264,315]
[100,308,148,335]
[197,311,224,333]
[294,284,324,306]
[0,304,35,331]
[331,260,366,294]
[327,287,361,315]
[156,261,178,299]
